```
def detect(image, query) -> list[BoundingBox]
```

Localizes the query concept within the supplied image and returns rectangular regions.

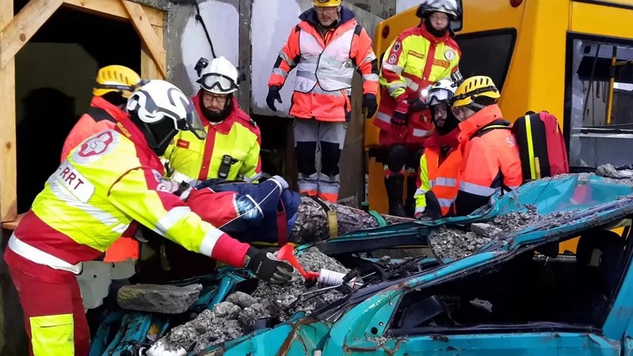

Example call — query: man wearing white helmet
[165,56,262,186]
[374,0,462,217]
[414,79,462,219]
[4,80,293,356]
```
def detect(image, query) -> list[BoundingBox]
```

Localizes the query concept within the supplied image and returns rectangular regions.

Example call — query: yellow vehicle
[364,0,633,251]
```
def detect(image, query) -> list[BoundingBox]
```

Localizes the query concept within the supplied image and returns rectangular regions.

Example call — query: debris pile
[116,284,202,314]
[429,205,576,260]
[148,247,349,356]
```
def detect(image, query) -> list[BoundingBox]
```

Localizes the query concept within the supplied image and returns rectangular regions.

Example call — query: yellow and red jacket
[61,96,128,161]
[415,128,461,218]
[164,93,262,185]
[268,7,379,122]
[5,115,252,280]
[375,25,461,140]
[453,105,523,216]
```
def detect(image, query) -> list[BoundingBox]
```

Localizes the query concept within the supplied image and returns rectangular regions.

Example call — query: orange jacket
[61,96,128,161]
[268,7,379,122]
[453,105,523,216]
[415,128,461,218]
[375,25,461,141]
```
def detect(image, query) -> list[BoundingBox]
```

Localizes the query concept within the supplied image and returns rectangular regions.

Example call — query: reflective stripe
[361,53,377,64]
[171,170,199,186]
[295,26,356,93]
[386,82,407,95]
[376,111,392,123]
[413,128,430,137]
[415,206,425,214]
[8,233,83,274]
[198,228,225,256]
[363,73,379,82]
[279,50,296,67]
[435,177,457,187]
[381,62,403,74]
[459,181,497,197]
[155,206,192,235]
[48,175,126,234]
[405,77,419,92]
[438,198,454,207]
[414,188,427,197]
[272,68,288,77]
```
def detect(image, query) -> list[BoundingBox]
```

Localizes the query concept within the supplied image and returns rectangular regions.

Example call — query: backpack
[511,111,569,182]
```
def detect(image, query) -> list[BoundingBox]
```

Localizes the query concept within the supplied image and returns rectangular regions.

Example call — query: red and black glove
[392,100,409,126]
[244,247,294,285]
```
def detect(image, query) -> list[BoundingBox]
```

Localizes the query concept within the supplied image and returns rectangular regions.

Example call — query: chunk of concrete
[117,283,202,314]
[470,223,503,238]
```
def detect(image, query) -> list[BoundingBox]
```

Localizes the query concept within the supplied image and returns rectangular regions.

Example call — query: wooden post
[121,0,167,79]
[0,1,17,224]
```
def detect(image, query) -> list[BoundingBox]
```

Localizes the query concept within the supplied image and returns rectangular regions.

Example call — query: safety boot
[404,174,417,218]
[384,174,406,217]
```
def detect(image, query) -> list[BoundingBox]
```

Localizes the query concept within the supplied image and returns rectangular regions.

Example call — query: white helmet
[126,80,207,140]
[196,56,239,95]
[417,0,460,20]
[425,79,457,107]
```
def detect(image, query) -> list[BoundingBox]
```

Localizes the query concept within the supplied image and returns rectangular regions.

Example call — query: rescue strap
[368,210,388,227]
[307,195,338,238]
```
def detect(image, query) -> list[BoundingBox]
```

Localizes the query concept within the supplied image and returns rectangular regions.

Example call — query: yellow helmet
[93,65,142,99]
[451,75,501,108]
[313,0,341,7]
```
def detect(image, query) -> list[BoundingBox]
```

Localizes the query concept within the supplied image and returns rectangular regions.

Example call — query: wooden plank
[0,0,64,68]
[140,24,165,80]
[62,0,164,27]
[2,213,24,230]
[121,0,167,79]
[0,0,16,224]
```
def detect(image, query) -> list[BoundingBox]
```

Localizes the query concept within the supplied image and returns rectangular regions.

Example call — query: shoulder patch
[72,130,120,165]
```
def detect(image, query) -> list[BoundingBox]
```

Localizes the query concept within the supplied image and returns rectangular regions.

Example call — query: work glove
[362,93,378,119]
[409,97,427,112]
[266,85,282,112]
[244,246,294,285]
[392,100,409,127]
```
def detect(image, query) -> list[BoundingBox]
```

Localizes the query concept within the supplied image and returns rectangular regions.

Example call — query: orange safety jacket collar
[457,104,505,142]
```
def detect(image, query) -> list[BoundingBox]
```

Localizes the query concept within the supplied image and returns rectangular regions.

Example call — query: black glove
[392,110,408,126]
[362,93,378,119]
[266,86,282,112]
[409,98,427,112]
[244,247,294,284]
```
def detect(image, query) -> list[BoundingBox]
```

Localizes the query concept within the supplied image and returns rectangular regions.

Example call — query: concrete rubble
[117,284,202,314]
[147,247,349,356]
[429,205,576,260]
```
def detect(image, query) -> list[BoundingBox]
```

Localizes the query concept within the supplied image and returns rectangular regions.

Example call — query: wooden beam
[62,0,164,27]
[1,213,24,230]
[141,24,165,80]
[121,0,167,79]
[0,0,64,68]
[0,0,16,223]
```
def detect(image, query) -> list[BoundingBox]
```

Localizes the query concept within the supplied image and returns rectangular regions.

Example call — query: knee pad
[386,144,407,173]
[295,142,317,175]
[320,141,342,176]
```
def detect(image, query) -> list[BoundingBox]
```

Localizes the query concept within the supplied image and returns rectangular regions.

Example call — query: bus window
[455,29,517,92]
[567,37,633,168]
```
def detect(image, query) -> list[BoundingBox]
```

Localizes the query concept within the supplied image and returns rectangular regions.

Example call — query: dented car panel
[94,175,633,355]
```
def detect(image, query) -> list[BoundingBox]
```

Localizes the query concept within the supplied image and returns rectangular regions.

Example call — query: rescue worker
[414,79,461,220]
[450,75,523,216]
[61,65,143,160]
[374,0,462,217]
[165,56,261,185]
[266,0,379,202]
[5,80,293,356]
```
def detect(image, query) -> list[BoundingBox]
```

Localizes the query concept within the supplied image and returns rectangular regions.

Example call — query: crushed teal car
[92,174,633,356]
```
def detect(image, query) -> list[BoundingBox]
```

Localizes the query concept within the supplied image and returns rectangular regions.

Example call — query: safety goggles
[427,89,453,107]
[197,73,238,93]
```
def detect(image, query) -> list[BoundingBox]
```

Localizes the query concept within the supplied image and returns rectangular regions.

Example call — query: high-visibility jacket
[61,96,128,161]
[415,128,461,217]
[453,104,523,216]
[374,25,461,141]
[268,7,379,122]
[4,115,252,279]
[164,93,261,185]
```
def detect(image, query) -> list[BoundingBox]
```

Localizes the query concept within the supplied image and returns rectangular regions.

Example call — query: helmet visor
[198,73,238,93]
[183,105,207,140]
[427,89,453,107]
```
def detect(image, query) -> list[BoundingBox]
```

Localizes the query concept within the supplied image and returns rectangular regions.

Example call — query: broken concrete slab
[148,247,349,355]
[117,283,202,314]
[429,206,576,260]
